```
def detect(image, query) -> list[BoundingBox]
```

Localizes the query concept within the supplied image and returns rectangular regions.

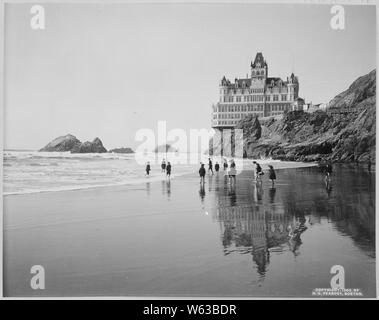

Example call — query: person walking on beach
[161,159,166,172]
[223,158,228,172]
[325,163,332,181]
[166,162,172,180]
[268,165,276,187]
[208,158,214,175]
[228,159,237,185]
[145,162,151,177]
[253,161,263,181]
[215,162,220,174]
[199,163,206,184]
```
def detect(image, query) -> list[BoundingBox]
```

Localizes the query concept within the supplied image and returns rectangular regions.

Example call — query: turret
[219,76,229,102]
[287,73,299,101]
[251,52,268,79]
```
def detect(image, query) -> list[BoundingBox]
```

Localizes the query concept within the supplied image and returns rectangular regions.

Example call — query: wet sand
[3,164,375,297]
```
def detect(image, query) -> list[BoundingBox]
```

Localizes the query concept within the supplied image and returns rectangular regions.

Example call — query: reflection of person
[256,182,263,201]
[199,163,206,184]
[146,182,150,196]
[268,165,276,187]
[325,179,332,197]
[229,184,237,206]
[145,162,151,176]
[166,162,171,179]
[199,183,205,202]
[268,187,276,203]
[166,180,171,198]
[161,180,166,195]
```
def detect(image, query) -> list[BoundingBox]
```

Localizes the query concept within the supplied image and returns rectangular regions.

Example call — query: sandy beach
[3,164,375,297]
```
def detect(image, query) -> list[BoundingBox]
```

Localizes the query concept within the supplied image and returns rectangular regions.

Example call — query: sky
[3,3,376,150]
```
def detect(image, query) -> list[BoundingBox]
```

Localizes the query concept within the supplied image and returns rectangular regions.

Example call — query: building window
[266,96,270,101]
[281,94,287,101]
[273,95,279,101]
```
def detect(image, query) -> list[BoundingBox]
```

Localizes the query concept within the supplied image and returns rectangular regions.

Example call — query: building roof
[251,52,267,68]
[236,78,252,87]
[266,77,285,86]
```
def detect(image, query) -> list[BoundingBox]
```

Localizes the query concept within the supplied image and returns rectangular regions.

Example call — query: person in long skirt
[145,162,151,176]
[325,163,332,181]
[166,162,171,180]
[208,158,214,175]
[161,159,166,172]
[199,163,206,184]
[253,161,263,181]
[223,158,228,172]
[215,162,220,174]
[268,165,276,187]
[228,159,237,185]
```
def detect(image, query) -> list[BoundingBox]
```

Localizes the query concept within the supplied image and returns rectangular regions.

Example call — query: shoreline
[3,160,319,197]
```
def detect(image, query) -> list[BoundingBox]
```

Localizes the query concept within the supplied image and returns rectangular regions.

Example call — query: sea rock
[108,147,134,154]
[71,137,107,153]
[154,144,178,153]
[39,134,81,152]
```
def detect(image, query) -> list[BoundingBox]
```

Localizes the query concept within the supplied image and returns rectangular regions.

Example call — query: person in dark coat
[228,159,237,184]
[208,158,214,175]
[161,159,166,172]
[199,163,206,184]
[145,162,151,176]
[166,162,171,179]
[215,162,220,173]
[223,158,228,171]
[253,161,263,181]
[325,163,332,177]
[268,165,276,187]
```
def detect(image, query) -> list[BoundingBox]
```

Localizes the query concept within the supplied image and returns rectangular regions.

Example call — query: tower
[287,73,299,102]
[251,52,268,80]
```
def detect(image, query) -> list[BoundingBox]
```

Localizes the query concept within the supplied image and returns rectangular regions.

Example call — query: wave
[3,171,193,196]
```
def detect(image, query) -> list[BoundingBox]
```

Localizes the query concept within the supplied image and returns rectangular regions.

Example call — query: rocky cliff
[40,135,107,153]
[71,137,107,153]
[233,69,376,163]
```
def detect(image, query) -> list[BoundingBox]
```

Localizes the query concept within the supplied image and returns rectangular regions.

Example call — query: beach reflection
[199,183,206,203]
[210,165,375,282]
[215,204,306,279]
[160,179,172,200]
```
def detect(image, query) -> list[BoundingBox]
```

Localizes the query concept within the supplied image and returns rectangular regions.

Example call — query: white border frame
[0,0,377,300]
